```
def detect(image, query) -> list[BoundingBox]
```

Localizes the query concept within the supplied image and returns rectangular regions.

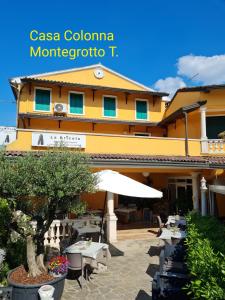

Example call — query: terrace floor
[61,238,164,300]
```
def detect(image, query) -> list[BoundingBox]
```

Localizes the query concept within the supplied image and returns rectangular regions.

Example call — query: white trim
[102,95,118,118]
[206,108,225,113]
[135,98,149,121]
[16,128,200,141]
[206,114,225,117]
[68,91,85,115]
[10,64,154,92]
[33,87,52,112]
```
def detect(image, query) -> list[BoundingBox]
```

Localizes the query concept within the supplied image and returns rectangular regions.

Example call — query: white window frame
[33,87,52,112]
[68,91,85,115]
[102,95,118,118]
[135,98,149,121]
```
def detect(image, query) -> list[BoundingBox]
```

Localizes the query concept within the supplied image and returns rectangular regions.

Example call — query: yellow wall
[166,89,225,140]
[19,84,165,123]
[7,129,201,156]
[39,67,147,91]
[165,91,201,117]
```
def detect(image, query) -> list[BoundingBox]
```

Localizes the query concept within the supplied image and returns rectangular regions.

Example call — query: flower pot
[49,272,62,278]
[7,267,67,300]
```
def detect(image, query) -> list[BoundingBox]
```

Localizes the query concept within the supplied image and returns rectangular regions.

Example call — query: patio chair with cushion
[66,252,88,289]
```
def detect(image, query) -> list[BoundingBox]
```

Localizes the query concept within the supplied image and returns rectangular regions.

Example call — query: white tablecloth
[158,228,187,240]
[165,215,186,226]
[65,241,111,269]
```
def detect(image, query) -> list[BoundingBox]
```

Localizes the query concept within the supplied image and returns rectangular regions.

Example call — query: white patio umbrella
[94,170,162,198]
[94,170,162,242]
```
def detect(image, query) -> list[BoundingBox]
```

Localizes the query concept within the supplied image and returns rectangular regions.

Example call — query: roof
[19,77,168,97]
[166,83,225,111]
[159,100,207,126]
[18,113,158,127]
[5,151,225,168]
[10,63,161,94]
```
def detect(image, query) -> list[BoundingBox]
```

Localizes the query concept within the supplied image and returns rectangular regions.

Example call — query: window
[35,88,51,111]
[103,96,116,117]
[69,92,84,114]
[206,116,225,139]
[134,132,151,137]
[136,100,148,120]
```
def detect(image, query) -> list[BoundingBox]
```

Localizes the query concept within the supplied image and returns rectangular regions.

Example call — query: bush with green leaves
[185,213,225,299]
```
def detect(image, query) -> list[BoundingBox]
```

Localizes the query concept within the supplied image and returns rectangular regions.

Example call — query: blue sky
[1,0,225,125]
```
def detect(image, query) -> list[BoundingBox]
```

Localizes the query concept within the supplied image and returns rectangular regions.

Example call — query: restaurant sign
[0,127,16,146]
[32,132,86,148]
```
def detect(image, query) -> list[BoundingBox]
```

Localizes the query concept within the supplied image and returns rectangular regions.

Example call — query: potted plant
[68,199,87,219]
[0,150,97,300]
[48,256,69,277]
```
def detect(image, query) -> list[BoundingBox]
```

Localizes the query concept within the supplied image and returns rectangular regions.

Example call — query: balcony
[201,139,225,154]
[7,129,202,157]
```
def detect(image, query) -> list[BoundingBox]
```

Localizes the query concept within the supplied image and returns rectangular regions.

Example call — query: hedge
[185,213,225,299]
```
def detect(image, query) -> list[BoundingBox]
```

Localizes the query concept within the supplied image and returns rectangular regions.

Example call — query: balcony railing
[201,139,225,154]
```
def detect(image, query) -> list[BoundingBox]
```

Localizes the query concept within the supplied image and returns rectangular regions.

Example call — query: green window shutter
[35,89,50,111]
[136,101,147,119]
[104,97,116,117]
[70,93,84,114]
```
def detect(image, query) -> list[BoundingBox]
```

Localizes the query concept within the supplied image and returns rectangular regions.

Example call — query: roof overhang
[18,113,158,127]
[159,100,207,127]
[18,77,168,98]
[5,151,224,169]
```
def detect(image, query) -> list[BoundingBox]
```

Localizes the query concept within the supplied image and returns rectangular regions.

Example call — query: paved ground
[61,238,164,300]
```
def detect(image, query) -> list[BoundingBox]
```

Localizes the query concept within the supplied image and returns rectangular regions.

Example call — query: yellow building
[6,64,225,241]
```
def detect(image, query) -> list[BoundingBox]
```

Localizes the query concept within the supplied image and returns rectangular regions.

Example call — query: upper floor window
[103,96,117,117]
[34,88,51,111]
[69,92,84,115]
[136,99,148,120]
[206,116,225,139]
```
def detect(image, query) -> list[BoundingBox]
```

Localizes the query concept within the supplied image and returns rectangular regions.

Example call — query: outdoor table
[158,228,187,241]
[72,224,101,236]
[165,215,186,227]
[65,241,111,269]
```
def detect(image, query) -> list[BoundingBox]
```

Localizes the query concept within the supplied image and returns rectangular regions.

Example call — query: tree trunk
[36,254,46,272]
[27,235,42,277]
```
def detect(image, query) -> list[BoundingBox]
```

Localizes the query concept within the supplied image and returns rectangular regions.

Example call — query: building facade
[6,64,225,241]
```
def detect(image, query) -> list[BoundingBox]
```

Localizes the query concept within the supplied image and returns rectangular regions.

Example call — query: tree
[0,150,96,277]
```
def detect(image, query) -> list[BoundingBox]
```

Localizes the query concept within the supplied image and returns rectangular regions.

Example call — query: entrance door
[168,178,193,214]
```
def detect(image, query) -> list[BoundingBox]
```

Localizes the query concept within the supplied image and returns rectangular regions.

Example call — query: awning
[209,185,225,195]
[94,170,162,198]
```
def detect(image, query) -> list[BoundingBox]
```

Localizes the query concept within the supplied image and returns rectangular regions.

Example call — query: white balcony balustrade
[208,139,225,154]
[30,216,102,249]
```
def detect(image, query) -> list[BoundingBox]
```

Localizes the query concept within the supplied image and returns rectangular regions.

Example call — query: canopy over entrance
[209,184,225,195]
[94,170,162,198]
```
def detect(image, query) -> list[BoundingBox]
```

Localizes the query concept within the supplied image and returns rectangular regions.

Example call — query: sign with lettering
[32,132,86,148]
[0,127,16,146]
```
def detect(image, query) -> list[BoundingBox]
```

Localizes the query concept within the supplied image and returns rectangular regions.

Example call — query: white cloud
[177,54,225,84]
[154,76,186,101]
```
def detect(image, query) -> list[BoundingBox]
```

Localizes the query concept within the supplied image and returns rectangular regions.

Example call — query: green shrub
[185,213,225,299]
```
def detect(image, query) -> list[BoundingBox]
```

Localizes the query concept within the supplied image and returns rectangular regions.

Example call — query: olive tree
[0,150,96,277]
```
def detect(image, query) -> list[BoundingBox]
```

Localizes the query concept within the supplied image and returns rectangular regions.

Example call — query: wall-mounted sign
[32,132,86,148]
[0,127,16,146]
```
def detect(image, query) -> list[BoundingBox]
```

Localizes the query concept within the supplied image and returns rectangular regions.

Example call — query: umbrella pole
[99,192,107,243]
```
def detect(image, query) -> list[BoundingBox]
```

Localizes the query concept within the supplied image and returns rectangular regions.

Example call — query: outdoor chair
[66,252,88,289]
[154,215,165,236]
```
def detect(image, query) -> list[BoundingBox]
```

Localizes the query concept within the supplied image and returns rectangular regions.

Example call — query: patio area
[62,238,164,300]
